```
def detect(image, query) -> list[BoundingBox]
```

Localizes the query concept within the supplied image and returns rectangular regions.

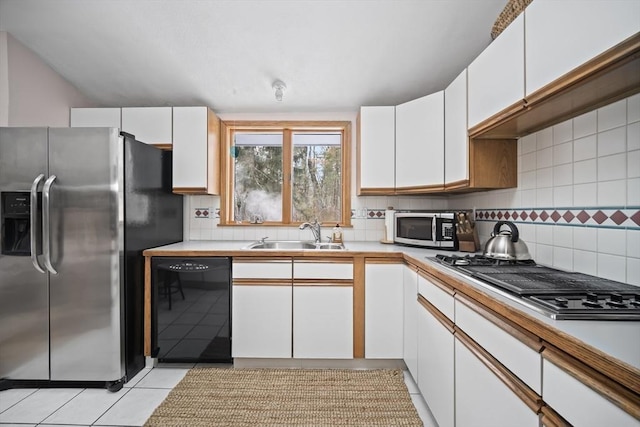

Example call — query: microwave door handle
[432,217,437,243]
[42,175,58,275]
[30,174,46,274]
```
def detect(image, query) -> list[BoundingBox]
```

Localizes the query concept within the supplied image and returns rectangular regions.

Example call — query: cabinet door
[444,69,468,185]
[526,0,640,96]
[455,296,542,394]
[455,336,539,427]
[417,300,454,427]
[542,358,639,427]
[468,13,525,129]
[293,285,353,359]
[231,285,292,358]
[364,263,403,358]
[357,106,395,194]
[121,107,172,146]
[70,108,121,128]
[403,265,418,380]
[395,92,444,190]
[172,106,220,194]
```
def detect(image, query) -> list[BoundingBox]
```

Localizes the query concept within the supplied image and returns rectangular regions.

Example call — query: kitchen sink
[243,240,346,250]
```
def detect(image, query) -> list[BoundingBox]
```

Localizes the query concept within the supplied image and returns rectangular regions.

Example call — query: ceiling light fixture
[272,80,286,102]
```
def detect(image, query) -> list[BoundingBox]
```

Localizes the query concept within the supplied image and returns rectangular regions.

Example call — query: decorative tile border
[475,208,640,229]
[193,207,211,219]
[352,209,386,219]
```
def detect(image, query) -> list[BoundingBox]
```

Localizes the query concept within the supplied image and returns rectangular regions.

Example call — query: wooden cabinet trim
[417,268,455,296]
[455,328,542,413]
[153,143,172,151]
[233,279,292,287]
[357,187,396,196]
[353,256,365,358]
[233,257,292,263]
[539,405,572,427]
[444,179,470,190]
[365,258,404,265]
[542,344,640,418]
[293,258,354,265]
[394,184,445,195]
[468,100,527,139]
[172,187,209,195]
[418,294,454,333]
[292,279,353,287]
[456,293,543,352]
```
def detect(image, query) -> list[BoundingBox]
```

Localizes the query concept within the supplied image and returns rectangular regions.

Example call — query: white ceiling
[0,0,508,113]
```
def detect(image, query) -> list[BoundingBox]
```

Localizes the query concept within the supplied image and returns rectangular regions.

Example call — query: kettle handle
[492,221,519,242]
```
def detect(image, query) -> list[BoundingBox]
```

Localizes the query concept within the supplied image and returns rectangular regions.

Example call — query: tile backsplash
[450,94,640,285]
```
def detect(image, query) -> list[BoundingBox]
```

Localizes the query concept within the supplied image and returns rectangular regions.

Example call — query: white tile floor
[0,366,435,426]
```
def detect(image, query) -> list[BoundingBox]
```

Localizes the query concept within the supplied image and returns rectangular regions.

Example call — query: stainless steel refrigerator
[0,127,183,391]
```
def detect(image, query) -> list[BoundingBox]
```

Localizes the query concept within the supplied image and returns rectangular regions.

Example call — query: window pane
[233,133,283,222]
[292,133,342,223]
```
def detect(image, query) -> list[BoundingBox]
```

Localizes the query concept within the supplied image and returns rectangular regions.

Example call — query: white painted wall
[450,94,640,286]
[0,31,93,126]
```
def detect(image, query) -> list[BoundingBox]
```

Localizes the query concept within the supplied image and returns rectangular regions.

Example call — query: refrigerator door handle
[30,174,46,274]
[43,174,58,275]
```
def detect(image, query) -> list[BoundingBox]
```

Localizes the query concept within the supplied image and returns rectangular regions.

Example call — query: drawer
[417,271,454,321]
[232,261,292,280]
[293,261,353,280]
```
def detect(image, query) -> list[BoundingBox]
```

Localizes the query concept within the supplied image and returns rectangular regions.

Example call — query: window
[220,121,351,226]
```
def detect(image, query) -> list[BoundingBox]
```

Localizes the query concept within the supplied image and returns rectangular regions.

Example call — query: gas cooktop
[432,254,640,320]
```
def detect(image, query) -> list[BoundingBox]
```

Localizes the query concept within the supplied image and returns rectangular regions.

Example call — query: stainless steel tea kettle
[483,221,531,261]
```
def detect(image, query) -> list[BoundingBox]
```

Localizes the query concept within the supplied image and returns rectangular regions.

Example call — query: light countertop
[143,240,640,370]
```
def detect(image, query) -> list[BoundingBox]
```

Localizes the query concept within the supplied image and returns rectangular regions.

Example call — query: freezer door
[0,127,50,380]
[47,127,124,381]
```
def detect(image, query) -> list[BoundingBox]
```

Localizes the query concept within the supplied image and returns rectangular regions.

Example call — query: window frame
[219,120,352,227]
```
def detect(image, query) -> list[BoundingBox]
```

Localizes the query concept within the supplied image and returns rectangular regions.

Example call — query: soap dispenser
[332,224,343,244]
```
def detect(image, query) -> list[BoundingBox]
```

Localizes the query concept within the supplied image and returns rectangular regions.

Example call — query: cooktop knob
[586,292,599,303]
[610,293,624,303]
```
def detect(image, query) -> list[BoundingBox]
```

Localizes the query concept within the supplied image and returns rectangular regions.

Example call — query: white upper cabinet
[444,69,468,185]
[468,13,525,129]
[172,106,220,195]
[357,106,395,194]
[121,107,172,146]
[395,91,444,190]
[525,0,640,96]
[70,108,121,128]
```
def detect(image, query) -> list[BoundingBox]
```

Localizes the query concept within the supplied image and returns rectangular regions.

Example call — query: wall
[185,111,447,243]
[0,31,93,126]
[450,94,640,285]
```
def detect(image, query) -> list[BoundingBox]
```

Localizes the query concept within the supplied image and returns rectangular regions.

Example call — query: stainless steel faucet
[299,219,321,243]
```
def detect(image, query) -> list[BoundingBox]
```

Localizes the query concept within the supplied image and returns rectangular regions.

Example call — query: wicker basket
[491,0,533,39]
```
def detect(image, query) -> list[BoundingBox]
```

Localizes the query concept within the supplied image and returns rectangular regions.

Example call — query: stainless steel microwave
[393,211,457,249]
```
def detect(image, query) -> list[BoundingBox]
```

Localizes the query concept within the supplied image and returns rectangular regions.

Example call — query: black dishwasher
[151,257,231,363]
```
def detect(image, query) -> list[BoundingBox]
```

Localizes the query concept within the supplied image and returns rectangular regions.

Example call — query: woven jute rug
[144,368,423,427]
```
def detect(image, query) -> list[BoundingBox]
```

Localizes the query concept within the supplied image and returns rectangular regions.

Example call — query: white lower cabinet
[365,263,403,358]
[417,298,454,427]
[231,259,292,358]
[455,295,542,394]
[403,265,418,380]
[455,335,539,427]
[231,285,292,358]
[293,285,353,359]
[542,357,639,427]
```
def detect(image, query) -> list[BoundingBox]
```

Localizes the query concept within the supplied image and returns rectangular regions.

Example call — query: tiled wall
[186,195,446,243]
[450,94,640,285]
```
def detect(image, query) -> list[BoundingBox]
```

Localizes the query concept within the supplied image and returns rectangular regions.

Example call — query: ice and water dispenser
[1,192,37,255]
